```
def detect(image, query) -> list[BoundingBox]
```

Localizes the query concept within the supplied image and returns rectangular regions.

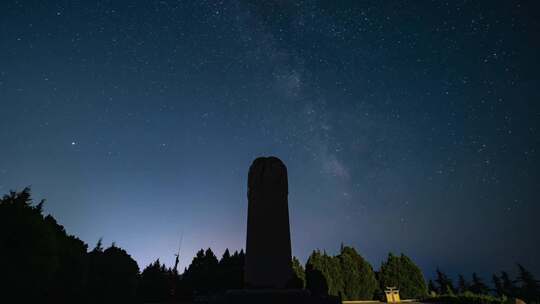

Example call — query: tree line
[1,188,538,303]
[0,188,141,302]
[426,266,540,303]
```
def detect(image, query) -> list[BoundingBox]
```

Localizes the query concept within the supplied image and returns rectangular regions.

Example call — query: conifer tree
[1,188,90,302]
[516,264,540,303]
[470,272,489,295]
[140,259,170,302]
[428,280,437,294]
[500,271,516,297]
[326,251,344,297]
[458,274,469,294]
[492,274,504,297]
[435,268,454,294]
[183,248,219,295]
[306,250,329,296]
[339,246,378,300]
[221,248,231,262]
[230,250,245,289]
[378,253,427,299]
[290,256,306,288]
[217,248,231,290]
[87,243,140,302]
[306,247,377,300]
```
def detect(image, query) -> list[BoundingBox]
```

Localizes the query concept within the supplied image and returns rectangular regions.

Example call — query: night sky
[1,1,539,279]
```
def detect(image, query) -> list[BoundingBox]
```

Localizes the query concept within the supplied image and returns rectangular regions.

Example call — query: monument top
[248,156,288,196]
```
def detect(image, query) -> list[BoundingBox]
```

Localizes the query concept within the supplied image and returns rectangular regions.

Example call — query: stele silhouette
[224,156,339,304]
[245,156,293,288]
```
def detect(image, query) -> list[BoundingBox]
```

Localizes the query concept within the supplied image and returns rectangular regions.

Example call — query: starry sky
[1,1,539,279]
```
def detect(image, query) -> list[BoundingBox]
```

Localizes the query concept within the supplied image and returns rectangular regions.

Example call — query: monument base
[218,289,340,304]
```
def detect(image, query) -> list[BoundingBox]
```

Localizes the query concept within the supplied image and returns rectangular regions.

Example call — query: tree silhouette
[230,249,245,289]
[470,272,489,295]
[215,248,244,291]
[87,242,140,302]
[327,251,344,297]
[4,188,535,303]
[0,188,87,302]
[378,253,427,299]
[306,250,330,296]
[139,259,170,302]
[183,248,219,296]
[428,279,437,294]
[500,271,516,298]
[289,256,306,288]
[458,274,470,294]
[516,264,540,303]
[339,246,378,300]
[1,188,142,303]
[44,214,88,301]
[217,248,232,291]
[435,268,455,295]
[305,247,377,300]
[492,274,504,297]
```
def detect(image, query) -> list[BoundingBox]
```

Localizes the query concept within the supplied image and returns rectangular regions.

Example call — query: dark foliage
[139,259,171,302]
[423,293,504,304]
[87,242,140,302]
[458,274,470,294]
[435,268,455,294]
[428,265,539,304]
[182,248,219,295]
[0,188,61,301]
[0,188,138,303]
[305,250,331,296]
[500,271,517,298]
[4,189,537,303]
[378,252,428,299]
[492,274,504,297]
[216,249,245,291]
[470,272,489,295]
[180,247,245,297]
[305,247,378,300]
[0,187,247,303]
[289,256,306,288]
[515,264,540,303]
[428,279,438,294]
[339,246,378,300]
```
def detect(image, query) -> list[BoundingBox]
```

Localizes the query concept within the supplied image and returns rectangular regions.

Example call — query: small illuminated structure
[385,287,401,303]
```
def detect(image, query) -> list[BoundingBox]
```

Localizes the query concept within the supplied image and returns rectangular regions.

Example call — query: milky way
[1,1,539,278]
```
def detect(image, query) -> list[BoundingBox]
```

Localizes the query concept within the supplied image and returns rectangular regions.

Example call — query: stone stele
[222,156,339,304]
[245,156,293,288]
